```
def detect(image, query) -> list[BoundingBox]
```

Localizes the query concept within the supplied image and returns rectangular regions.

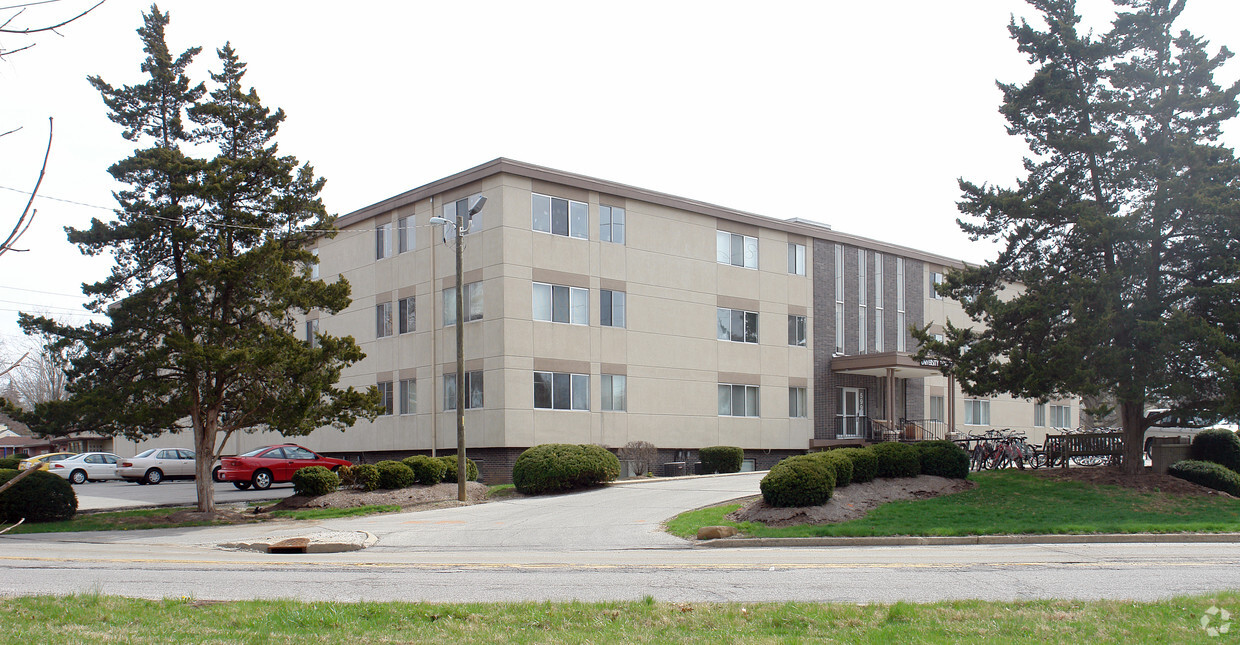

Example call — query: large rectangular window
[532,193,588,239]
[444,282,483,325]
[835,244,844,354]
[399,378,416,415]
[444,371,483,410]
[788,243,806,275]
[717,307,759,343]
[896,258,906,352]
[376,222,393,259]
[532,283,588,325]
[443,195,483,240]
[789,387,808,418]
[305,319,318,348]
[1050,404,1071,428]
[398,215,415,253]
[788,314,806,347]
[601,289,626,328]
[533,372,589,411]
[716,231,758,269]
[601,374,626,411]
[718,384,760,417]
[398,296,415,334]
[874,252,884,352]
[377,381,393,416]
[858,248,867,354]
[376,302,393,338]
[600,205,625,244]
[964,399,990,426]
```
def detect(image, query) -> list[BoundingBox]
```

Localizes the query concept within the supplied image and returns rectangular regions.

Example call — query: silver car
[48,452,121,485]
[118,448,197,485]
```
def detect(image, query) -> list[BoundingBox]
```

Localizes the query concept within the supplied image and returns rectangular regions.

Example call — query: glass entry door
[838,387,866,438]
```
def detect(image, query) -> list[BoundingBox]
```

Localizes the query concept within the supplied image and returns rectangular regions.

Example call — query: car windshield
[239,446,273,457]
[134,449,157,458]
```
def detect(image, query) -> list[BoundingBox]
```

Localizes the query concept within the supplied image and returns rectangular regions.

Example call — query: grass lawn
[667,470,1240,539]
[3,504,401,534]
[1,592,1236,643]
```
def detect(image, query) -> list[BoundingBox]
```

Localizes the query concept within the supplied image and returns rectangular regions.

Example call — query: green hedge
[437,456,479,483]
[351,464,381,492]
[0,469,77,523]
[402,455,447,485]
[835,447,879,483]
[1168,460,1240,496]
[810,451,853,487]
[0,457,20,470]
[760,455,835,507]
[376,460,417,489]
[915,440,970,479]
[870,442,921,478]
[698,446,743,474]
[1190,429,1240,473]
[291,466,339,496]
[512,444,621,495]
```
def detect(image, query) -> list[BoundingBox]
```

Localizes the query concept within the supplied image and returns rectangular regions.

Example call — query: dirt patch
[728,475,975,528]
[267,481,491,512]
[1030,466,1231,497]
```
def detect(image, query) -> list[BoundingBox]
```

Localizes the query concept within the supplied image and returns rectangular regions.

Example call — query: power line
[0,284,86,298]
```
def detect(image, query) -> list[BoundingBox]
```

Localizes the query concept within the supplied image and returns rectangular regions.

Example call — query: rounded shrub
[437,455,480,483]
[870,442,921,478]
[915,440,970,479]
[810,451,853,487]
[760,455,835,507]
[836,447,879,483]
[291,466,339,496]
[376,460,417,489]
[335,465,355,488]
[1190,429,1240,473]
[351,464,381,492]
[512,444,622,495]
[1168,459,1240,496]
[402,455,447,485]
[698,446,743,474]
[0,469,77,523]
[0,457,20,470]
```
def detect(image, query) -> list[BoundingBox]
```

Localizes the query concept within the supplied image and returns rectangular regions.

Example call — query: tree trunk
[194,423,217,514]
[1119,400,1148,475]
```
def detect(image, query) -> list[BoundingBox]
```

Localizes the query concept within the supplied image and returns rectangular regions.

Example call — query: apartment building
[153,159,1073,481]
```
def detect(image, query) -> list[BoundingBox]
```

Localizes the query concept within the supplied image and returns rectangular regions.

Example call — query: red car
[217,444,351,490]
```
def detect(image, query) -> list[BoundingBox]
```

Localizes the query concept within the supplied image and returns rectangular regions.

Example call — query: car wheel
[144,469,164,485]
[252,469,272,490]
[233,481,252,490]
[212,466,223,482]
[70,470,87,485]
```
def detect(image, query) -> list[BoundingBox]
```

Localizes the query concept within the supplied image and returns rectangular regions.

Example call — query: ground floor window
[930,396,945,423]
[1050,404,1071,428]
[534,371,589,411]
[719,384,759,417]
[377,381,393,415]
[444,371,483,410]
[789,387,808,418]
[601,374,626,412]
[964,398,990,426]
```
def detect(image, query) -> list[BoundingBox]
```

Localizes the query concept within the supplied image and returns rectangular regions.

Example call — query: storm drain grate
[267,537,310,554]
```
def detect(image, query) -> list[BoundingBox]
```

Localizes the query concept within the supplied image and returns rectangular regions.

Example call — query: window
[376,222,393,259]
[716,231,758,269]
[930,395,945,422]
[444,371,483,410]
[788,314,806,346]
[377,381,393,415]
[788,243,806,275]
[533,372,589,410]
[398,296,415,334]
[964,399,990,426]
[718,384,760,417]
[532,193,587,239]
[858,248,867,353]
[444,282,483,325]
[310,248,319,279]
[896,258,906,352]
[717,307,759,343]
[305,319,318,348]
[444,195,483,240]
[601,289,625,328]
[789,387,808,418]
[376,301,393,338]
[835,244,844,354]
[400,378,416,415]
[532,283,588,325]
[1050,404,1071,428]
[601,374,626,411]
[1034,402,1046,427]
[874,252,884,352]
[930,271,945,299]
[398,215,415,253]
[600,205,625,244]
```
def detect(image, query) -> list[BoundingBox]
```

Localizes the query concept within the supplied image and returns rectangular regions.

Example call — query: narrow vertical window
[788,314,806,347]
[376,302,393,338]
[305,319,319,348]
[601,205,625,244]
[398,296,415,333]
[377,381,393,415]
[398,215,415,253]
[310,248,319,279]
[858,249,867,354]
[400,378,416,414]
[601,289,626,328]
[874,252,884,352]
[834,244,844,354]
[376,222,393,259]
[1034,403,1046,427]
[788,243,805,275]
[896,258,906,352]
[789,387,808,418]
[601,374,627,411]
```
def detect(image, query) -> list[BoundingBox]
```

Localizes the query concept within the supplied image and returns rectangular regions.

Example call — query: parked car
[48,452,122,484]
[18,452,76,471]
[118,448,197,485]
[217,444,351,490]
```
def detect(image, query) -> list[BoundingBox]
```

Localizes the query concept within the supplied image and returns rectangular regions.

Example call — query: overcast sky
[1,0,1238,345]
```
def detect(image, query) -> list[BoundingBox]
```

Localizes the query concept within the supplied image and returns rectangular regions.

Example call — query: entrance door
[838,387,866,438]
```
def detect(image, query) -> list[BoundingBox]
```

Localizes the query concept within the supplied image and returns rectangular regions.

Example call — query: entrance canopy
[830,352,944,379]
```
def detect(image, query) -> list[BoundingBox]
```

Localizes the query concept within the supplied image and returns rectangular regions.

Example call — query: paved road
[73,480,295,510]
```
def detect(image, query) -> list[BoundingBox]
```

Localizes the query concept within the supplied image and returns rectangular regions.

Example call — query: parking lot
[70,479,295,511]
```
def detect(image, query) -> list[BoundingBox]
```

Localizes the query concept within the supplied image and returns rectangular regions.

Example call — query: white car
[118,448,197,485]
[48,452,122,485]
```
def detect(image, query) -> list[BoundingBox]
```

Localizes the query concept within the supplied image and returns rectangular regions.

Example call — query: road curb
[696,532,1240,548]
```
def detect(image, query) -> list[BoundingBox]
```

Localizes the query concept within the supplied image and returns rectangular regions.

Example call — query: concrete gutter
[697,532,1240,548]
